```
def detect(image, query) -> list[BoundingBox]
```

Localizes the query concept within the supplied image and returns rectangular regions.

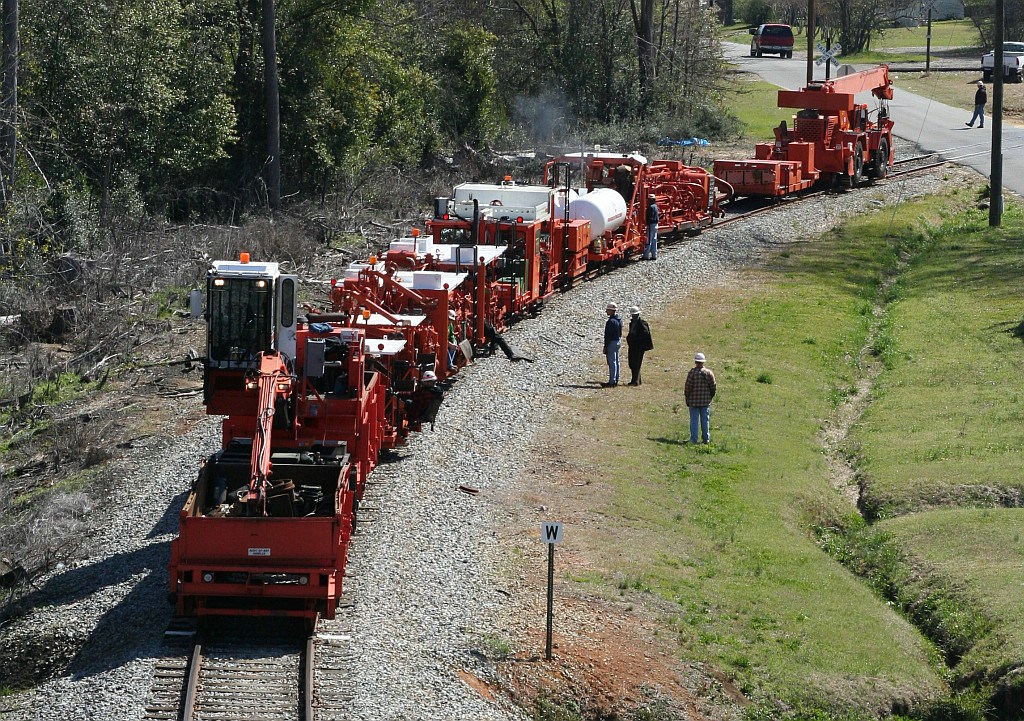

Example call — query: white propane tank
[569,188,627,236]
[551,188,579,217]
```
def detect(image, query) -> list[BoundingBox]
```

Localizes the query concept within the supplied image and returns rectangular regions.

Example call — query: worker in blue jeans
[684,352,716,443]
[602,302,622,387]
[643,196,659,260]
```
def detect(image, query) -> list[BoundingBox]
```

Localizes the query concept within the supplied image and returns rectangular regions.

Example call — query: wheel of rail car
[873,138,889,180]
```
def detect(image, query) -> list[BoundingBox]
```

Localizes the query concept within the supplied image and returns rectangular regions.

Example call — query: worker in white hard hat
[684,352,716,443]
[601,303,622,387]
[967,80,987,129]
[625,306,653,386]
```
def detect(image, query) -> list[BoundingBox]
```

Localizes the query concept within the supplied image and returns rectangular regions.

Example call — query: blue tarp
[657,137,710,147]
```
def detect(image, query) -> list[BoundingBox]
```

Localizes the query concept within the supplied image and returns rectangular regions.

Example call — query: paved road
[723,42,1024,196]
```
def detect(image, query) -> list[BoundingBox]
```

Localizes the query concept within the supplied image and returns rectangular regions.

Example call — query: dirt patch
[495,594,741,720]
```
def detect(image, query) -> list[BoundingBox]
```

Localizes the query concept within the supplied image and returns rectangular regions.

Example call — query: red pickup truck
[750,24,794,59]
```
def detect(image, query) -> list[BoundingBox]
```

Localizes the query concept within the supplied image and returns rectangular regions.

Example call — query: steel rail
[304,635,315,721]
[181,642,202,721]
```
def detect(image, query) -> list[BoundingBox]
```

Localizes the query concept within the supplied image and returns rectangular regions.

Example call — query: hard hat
[694,352,706,362]
[978,80,984,86]
[422,370,437,382]
[448,310,457,320]
[606,302,617,310]
[629,306,641,315]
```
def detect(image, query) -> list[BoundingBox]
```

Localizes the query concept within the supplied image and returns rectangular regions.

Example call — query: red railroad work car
[714,65,894,197]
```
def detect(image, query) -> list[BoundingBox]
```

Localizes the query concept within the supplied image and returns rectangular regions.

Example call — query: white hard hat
[448,310,457,320]
[629,306,640,316]
[978,80,984,86]
[694,352,706,362]
[422,370,437,382]
[606,302,617,310]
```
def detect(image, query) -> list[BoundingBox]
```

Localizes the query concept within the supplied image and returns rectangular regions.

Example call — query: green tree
[965,0,1023,49]
[21,0,236,213]
[432,23,500,143]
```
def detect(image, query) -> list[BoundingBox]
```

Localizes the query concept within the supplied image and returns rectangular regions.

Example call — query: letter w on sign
[541,522,563,545]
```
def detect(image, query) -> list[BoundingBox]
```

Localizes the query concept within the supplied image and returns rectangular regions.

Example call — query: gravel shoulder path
[0,148,978,720]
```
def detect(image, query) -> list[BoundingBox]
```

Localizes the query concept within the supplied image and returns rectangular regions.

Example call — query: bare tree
[629,0,656,114]
[0,0,17,210]
[262,0,281,211]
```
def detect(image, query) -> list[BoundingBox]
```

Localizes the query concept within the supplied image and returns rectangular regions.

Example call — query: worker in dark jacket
[643,196,659,260]
[966,80,987,128]
[602,302,622,387]
[684,352,716,443]
[626,306,654,386]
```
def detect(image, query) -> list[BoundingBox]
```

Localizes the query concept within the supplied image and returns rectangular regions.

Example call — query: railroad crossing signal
[815,42,842,67]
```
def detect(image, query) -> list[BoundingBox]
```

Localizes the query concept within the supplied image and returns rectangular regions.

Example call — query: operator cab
[206,255,298,370]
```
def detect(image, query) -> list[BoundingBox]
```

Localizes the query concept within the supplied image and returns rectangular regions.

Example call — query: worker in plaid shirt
[684,352,716,443]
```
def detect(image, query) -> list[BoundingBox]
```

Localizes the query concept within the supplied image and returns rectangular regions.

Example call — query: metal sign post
[541,522,563,660]
[922,1,936,73]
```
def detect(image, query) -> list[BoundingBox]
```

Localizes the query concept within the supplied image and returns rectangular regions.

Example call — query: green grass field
[722,73,794,140]
[870,19,982,51]
[542,187,1024,718]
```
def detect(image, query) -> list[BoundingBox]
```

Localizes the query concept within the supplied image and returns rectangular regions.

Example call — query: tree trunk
[0,0,17,209]
[261,0,281,211]
[631,0,655,115]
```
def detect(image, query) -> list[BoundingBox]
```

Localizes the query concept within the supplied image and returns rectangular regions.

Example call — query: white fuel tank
[551,188,579,217]
[569,188,627,236]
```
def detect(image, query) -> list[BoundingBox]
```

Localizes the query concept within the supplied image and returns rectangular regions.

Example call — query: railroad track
[707,152,950,230]
[144,498,380,721]
[146,630,310,721]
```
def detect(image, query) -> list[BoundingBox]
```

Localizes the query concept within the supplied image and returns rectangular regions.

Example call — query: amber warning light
[239,252,250,264]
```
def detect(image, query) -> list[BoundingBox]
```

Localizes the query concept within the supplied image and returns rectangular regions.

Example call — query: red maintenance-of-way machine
[170,243,513,625]
[714,65,894,198]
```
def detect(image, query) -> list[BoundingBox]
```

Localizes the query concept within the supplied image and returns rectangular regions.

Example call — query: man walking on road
[684,352,716,444]
[626,306,653,386]
[966,80,987,128]
[602,302,622,387]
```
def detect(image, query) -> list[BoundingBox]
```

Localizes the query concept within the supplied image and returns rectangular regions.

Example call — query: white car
[982,42,1024,83]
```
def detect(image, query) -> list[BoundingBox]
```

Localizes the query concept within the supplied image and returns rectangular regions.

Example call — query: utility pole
[806,0,815,85]
[990,0,1003,227]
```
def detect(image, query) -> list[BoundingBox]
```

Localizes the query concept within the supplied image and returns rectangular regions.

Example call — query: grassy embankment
[841,197,1024,711]
[535,186,1024,719]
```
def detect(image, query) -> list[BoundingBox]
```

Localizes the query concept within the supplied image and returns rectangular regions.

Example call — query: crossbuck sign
[815,42,842,67]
